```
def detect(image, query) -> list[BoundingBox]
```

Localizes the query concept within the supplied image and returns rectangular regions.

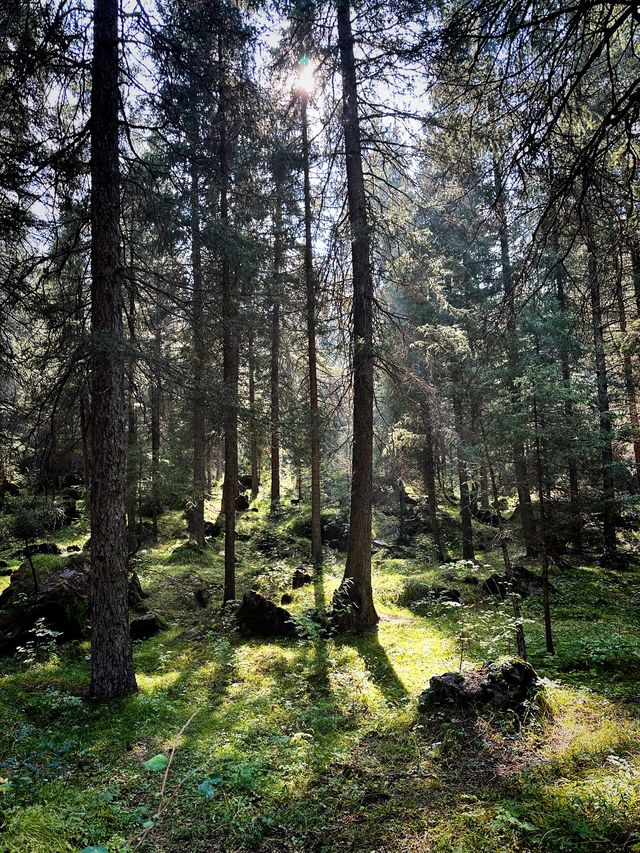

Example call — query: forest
[0,0,639,850]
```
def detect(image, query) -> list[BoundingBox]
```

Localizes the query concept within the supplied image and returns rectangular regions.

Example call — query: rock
[251,507,259,512]
[236,590,297,638]
[482,564,556,599]
[462,574,479,585]
[128,571,149,612]
[235,494,250,512]
[204,520,221,538]
[66,545,81,553]
[290,498,300,505]
[322,518,348,552]
[281,592,293,605]
[292,566,313,589]
[130,613,165,641]
[238,474,253,490]
[194,586,211,607]
[418,658,539,713]
[0,553,91,654]
[0,553,152,654]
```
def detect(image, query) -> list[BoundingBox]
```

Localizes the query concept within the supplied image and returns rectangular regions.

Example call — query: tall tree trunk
[89,0,136,699]
[270,180,282,509]
[220,46,238,604]
[190,150,206,547]
[332,0,378,631]
[150,326,161,542]
[421,398,444,560]
[552,228,581,549]
[482,428,527,660]
[301,93,322,566]
[126,272,137,534]
[80,393,90,489]
[248,329,259,499]
[493,151,537,554]
[616,282,640,489]
[453,392,474,560]
[584,200,616,555]
[532,395,555,654]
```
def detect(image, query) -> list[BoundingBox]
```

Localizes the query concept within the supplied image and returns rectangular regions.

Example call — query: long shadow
[309,565,331,698]
[348,627,410,703]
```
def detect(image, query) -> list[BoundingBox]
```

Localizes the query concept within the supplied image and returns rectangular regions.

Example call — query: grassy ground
[1,493,639,852]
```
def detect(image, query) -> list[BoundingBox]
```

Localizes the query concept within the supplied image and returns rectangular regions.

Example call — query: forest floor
[1,493,640,852]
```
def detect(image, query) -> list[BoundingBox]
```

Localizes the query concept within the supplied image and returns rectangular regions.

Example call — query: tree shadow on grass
[347,626,410,703]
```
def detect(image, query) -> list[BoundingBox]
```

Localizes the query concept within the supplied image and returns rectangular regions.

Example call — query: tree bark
[532,395,554,654]
[584,200,616,555]
[615,281,640,489]
[453,392,474,561]
[332,0,378,631]
[421,398,444,560]
[270,176,282,510]
[150,326,161,542]
[190,150,206,547]
[301,94,322,566]
[552,229,581,549]
[248,329,259,499]
[89,0,137,699]
[220,45,238,603]
[126,271,137,534]
[493,151,537,555]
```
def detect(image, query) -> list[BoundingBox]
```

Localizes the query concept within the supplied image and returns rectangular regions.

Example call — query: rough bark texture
[533,396,554,654]
[453,393,474,561]
[616,283,640,488]
[332,0,378,632]
[190,152,206,548]
[248,330,259,499]
[493,152,537,555]
[301,95,322,566]
[553,231,581,549]
[150,327,161,542]
[421,401,444,560]
[270,179,282,509]
[220,51,238,603]
[584,199,616,554]
[126,273,137,534]
[89,0,137,699]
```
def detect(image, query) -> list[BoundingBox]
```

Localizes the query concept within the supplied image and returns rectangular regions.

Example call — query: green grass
[0,496,639,852]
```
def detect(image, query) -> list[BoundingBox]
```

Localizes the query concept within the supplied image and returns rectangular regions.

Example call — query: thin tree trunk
[80,394,90,489]
[482,428,527,660]
[453,393,474,561]
[270,179,282,509]
[190,150,206,547]
[615,283,640,489]
[333,0,378,631]
[493,150,537,554]
[220,45,238,604]
[89,0,137,699]
[301,93,322,565]
[552,229,582,549]
[584,200,616,555]
[532,395,554,654]
[421,399,444,560]
[150,328,161,543]
[248,330,259,499]
[126,272,137,534]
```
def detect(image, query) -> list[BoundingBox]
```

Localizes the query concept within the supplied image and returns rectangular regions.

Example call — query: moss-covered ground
[1,492,639,852]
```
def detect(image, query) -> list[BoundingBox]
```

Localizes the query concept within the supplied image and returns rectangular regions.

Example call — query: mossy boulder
[418,658,539,714]
[0,552,149,654]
